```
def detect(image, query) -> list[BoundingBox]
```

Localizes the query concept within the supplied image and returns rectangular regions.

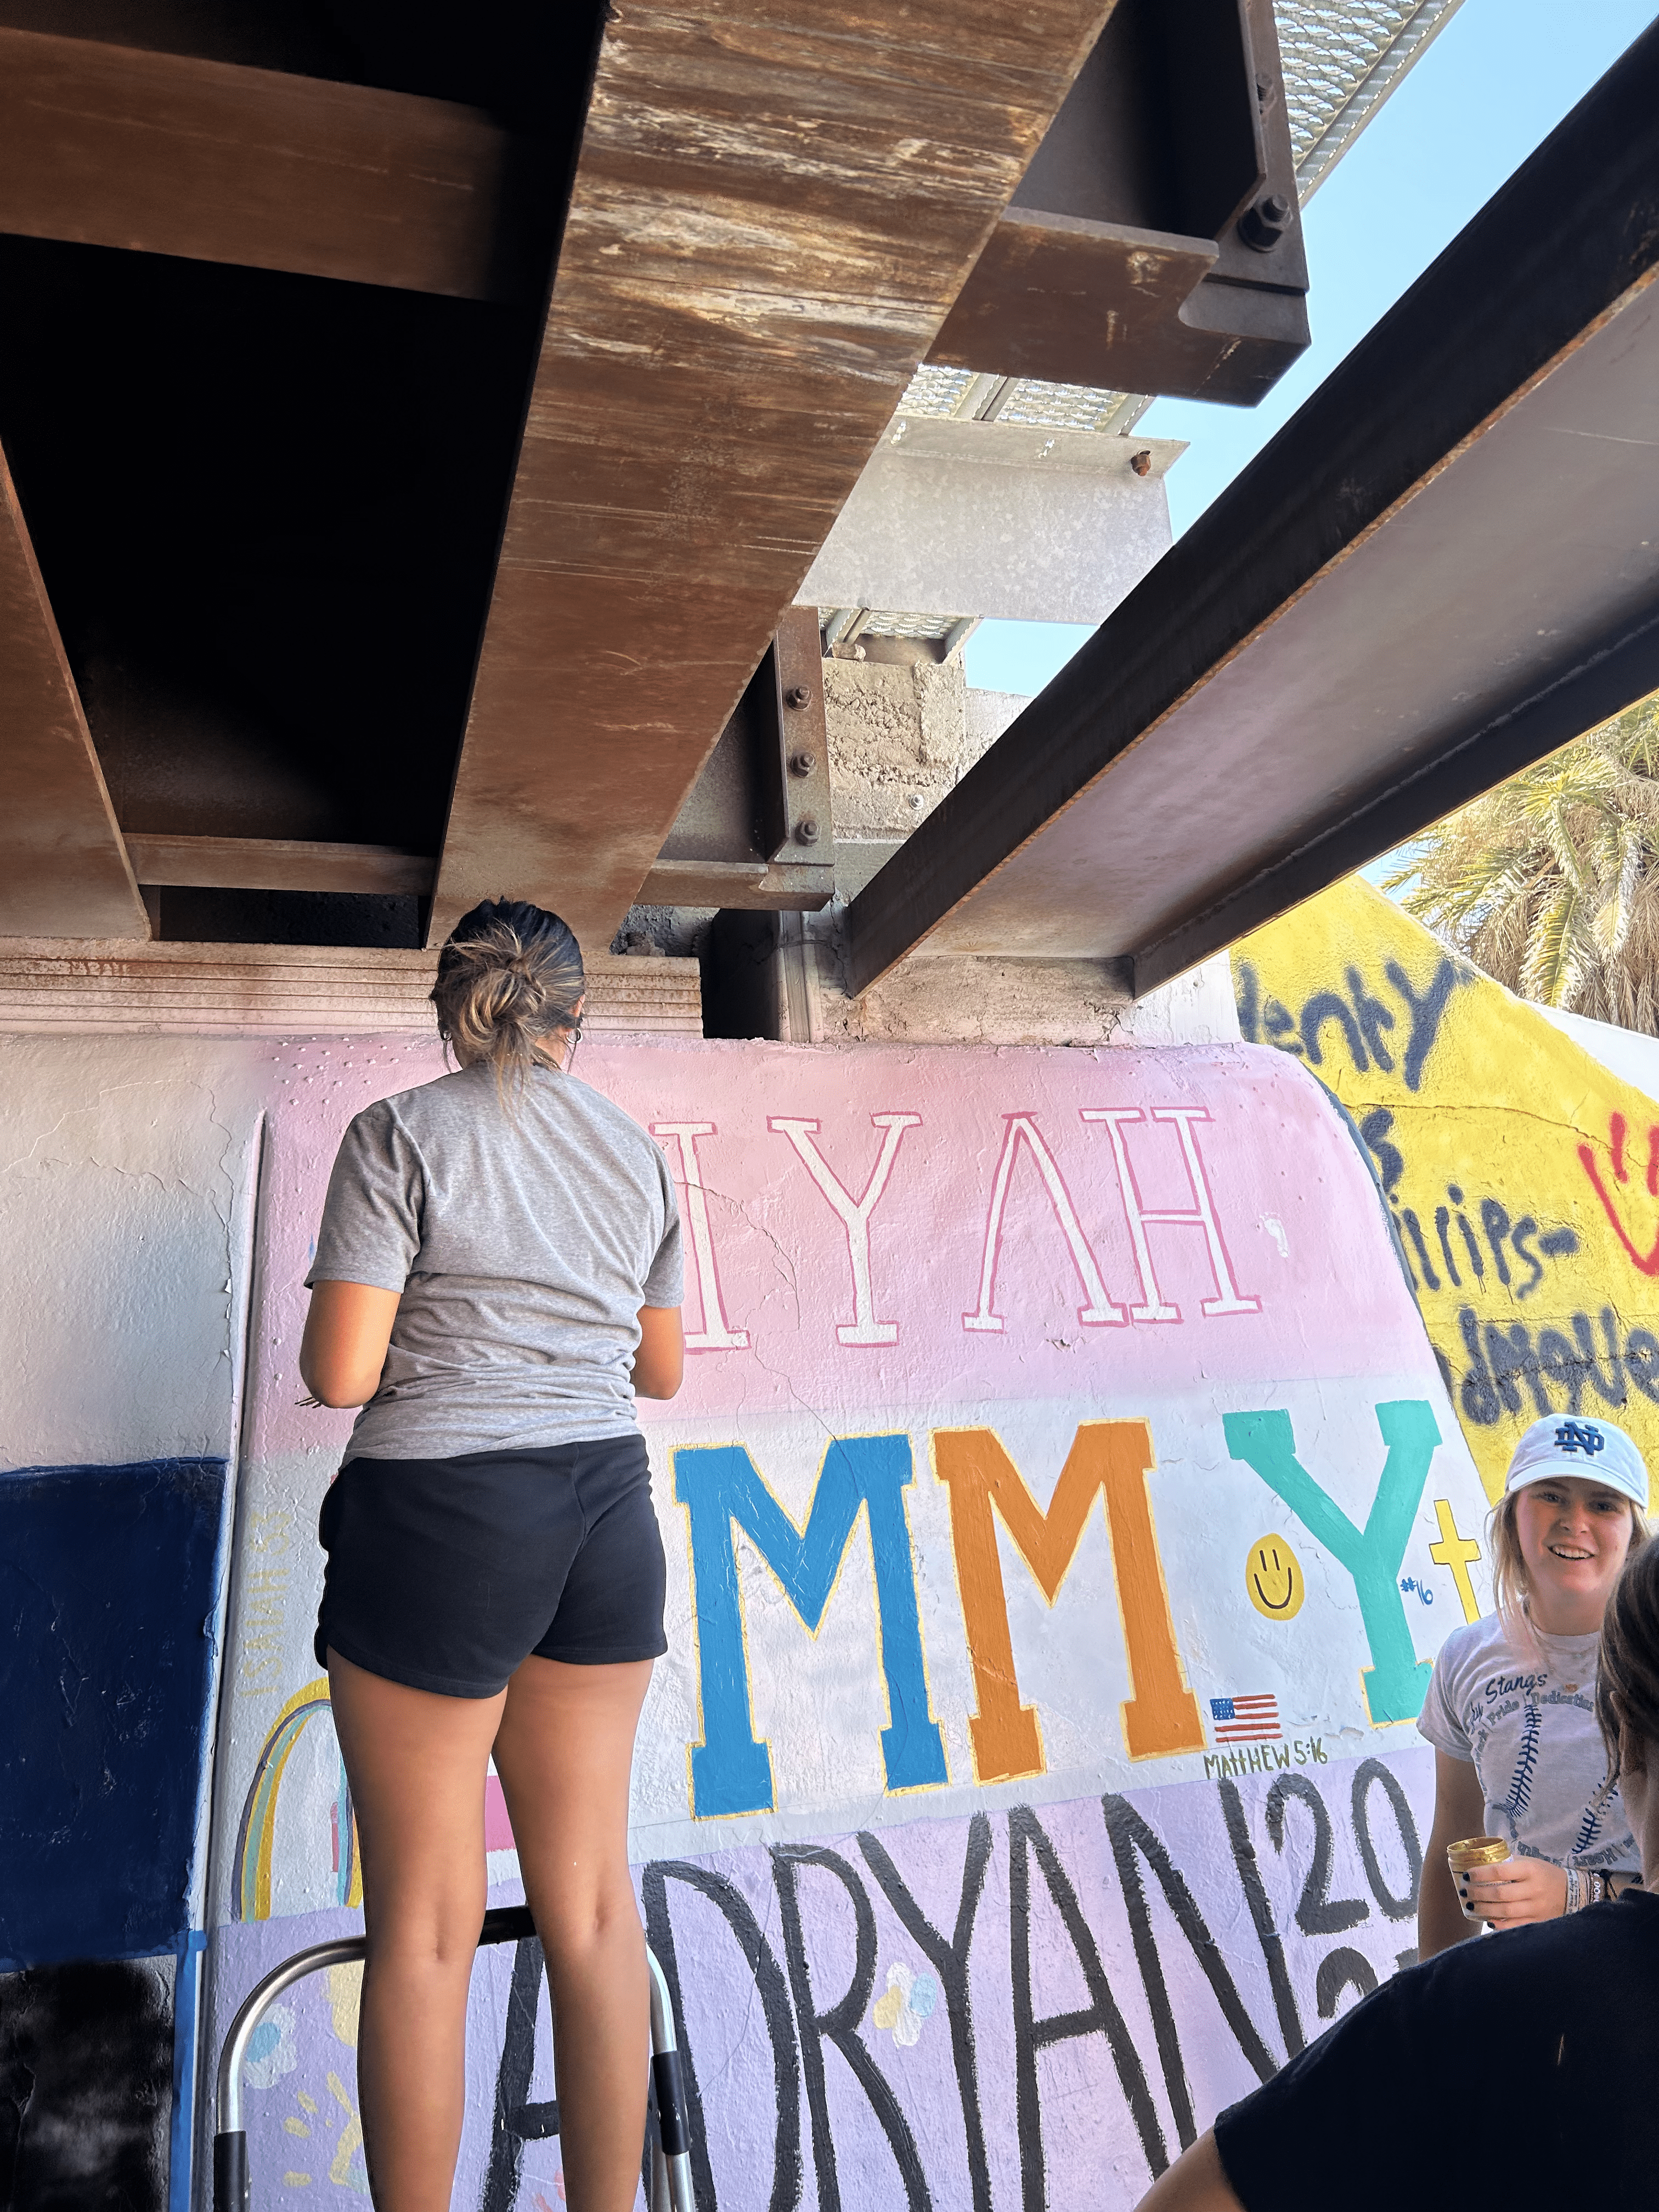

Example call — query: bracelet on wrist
[1564,1866,1583,1914]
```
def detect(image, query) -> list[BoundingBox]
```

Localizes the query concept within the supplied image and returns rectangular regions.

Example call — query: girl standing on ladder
[300,899,684,2211]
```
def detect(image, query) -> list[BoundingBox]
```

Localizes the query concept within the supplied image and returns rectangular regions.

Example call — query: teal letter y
[1223,1402,1441,1725]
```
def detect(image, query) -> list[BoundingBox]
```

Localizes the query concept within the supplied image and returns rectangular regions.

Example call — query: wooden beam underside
[0,940,702,1035]
[429,0,1115,951]
[0,438,146,938]
[0,26,532,301]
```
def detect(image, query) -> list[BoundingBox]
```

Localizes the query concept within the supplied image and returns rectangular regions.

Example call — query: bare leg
[492,1656,654,2212]
[327,1649,505,2211]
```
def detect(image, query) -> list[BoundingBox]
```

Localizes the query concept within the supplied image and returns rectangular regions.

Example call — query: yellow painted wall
[1232,876,1659,1501]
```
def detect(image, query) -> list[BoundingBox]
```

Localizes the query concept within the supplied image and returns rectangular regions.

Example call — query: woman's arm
[300,1280,401,1408]
[633,1305,684,1400]
[1135,2132,1242,2212]
[1419,1750,1488,1959]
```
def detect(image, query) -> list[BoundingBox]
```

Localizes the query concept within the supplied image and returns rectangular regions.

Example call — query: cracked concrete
[799,909,1241,1050]
[824,658,988,841]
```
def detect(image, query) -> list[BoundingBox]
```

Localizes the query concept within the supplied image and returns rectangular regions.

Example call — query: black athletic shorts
[314,1430,668,1697]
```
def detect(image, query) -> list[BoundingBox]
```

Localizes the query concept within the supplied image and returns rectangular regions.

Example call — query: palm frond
[1387,683,1659,1036]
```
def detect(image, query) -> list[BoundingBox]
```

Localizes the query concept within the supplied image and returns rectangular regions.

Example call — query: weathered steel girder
[845,19,1659,997]
[931,0,1309,404]
[426,0,1120,950]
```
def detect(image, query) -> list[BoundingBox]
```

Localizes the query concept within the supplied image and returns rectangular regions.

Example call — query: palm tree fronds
[1381,687,1659,1036]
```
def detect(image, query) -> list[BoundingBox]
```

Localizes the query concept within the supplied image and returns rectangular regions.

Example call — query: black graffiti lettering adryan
[1101,1794,1276,2152]
[1216,1779,1304,2060]
[772,1843,930,2212]
[1007,1803,1169,2206]
[485,1782,1426,2211]
[857,1818,994,2212]
[481,1937,559,2212]
[642,1859,803,2212]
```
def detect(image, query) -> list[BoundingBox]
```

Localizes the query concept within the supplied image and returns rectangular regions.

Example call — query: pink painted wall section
[198,1034,1491,2212]
[249,1037,1413,1468]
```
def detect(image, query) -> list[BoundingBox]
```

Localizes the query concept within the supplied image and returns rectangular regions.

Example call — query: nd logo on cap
[1555,1421,1607,1457]
[1503,1415,1649,1511]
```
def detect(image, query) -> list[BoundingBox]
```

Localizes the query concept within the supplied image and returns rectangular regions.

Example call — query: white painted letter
[1080,1107,1260,1321]
[770,1113,921,1346]
[963,1113,1126,1334]
[651,1122,749,1351]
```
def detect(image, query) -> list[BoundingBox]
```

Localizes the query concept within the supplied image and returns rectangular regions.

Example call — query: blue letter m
[674,1436,948,1818]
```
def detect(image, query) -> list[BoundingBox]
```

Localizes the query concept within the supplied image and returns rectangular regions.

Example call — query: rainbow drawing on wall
[233,1679,360,1923]
[195,1030,1497,2210]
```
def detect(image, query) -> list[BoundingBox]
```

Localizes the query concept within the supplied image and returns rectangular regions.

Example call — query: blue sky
[963,0,1657,701]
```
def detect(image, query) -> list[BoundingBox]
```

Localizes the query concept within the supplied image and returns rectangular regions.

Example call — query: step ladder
[211,1904,694,2212]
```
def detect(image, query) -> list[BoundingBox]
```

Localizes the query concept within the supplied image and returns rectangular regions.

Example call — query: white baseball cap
[1504,1415,1650,1512]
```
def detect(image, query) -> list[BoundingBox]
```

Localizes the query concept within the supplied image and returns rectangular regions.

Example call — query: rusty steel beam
[0,438,147,938]
[124,836,437,895]
[428,0,1117,951]
[0,27,541,302]
[932,0,1309,404]
[845,18,1659,997]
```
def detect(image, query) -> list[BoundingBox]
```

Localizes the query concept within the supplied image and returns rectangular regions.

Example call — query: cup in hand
[1447,1835,1510,1921]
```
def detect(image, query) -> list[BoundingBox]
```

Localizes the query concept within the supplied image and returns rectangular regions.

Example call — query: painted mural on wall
[199,1032,1491,2211]
[1232,874,1659,1501]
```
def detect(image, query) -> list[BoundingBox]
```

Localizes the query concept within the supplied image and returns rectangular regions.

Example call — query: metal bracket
[644,606,835,910]
[929,0,1307,405]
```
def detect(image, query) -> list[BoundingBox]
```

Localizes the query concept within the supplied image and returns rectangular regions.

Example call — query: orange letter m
[935,1422,1204,1783]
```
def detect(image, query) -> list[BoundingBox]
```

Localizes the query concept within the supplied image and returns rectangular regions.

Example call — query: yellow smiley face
[1246,1534,1305,1621]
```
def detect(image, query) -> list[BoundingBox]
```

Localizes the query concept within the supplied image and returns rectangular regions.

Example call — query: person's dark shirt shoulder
[1214,1892,1659,2212]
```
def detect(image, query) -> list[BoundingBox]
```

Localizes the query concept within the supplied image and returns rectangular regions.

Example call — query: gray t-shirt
[1417,1611,1637,1872]
[307,1060,682,1460]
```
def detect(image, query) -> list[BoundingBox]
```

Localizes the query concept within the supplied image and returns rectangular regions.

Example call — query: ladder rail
[211,1905,693,2212]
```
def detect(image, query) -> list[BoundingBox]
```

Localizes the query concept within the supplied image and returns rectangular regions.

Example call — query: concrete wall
[0,1031,273,2210]
[820,665,1019,920]
[0,994,1507,2211]
[0,1013,1495,2210]
[1233,875,1659,1499]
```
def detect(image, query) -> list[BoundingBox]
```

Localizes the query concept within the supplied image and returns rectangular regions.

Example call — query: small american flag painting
[1210,1694,1281,1745]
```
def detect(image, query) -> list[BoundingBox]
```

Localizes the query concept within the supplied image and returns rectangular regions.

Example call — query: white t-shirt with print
[1417,1613,1637,1872]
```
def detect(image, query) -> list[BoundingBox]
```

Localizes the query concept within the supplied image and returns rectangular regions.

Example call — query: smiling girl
[1417,1415,1651,1957]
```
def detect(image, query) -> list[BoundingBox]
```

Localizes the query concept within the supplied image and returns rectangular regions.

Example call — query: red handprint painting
[1578,1111,1659,1273]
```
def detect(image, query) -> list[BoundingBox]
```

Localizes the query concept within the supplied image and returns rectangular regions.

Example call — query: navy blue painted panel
[0,1459,228,1968]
